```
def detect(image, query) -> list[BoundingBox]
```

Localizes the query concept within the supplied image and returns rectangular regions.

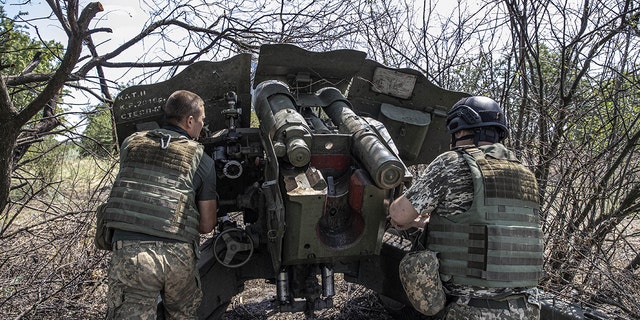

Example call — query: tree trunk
[0,122,19,214]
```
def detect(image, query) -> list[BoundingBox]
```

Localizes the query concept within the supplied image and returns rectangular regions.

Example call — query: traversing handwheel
[213,227,254,268]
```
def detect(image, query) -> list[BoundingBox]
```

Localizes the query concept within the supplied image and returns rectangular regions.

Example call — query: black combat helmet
[446,96,509,145]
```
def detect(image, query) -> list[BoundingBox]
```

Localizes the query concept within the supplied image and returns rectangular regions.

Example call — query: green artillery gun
[113,44,600,320]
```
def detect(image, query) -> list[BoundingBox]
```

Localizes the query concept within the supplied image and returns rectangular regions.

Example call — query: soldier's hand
[412,215,429,229]
[391,215,428,230]
[390,217,410,230]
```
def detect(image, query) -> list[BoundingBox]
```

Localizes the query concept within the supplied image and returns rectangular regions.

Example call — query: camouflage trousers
[442,295,540,320]
[106,240,202,320]
[399,249,540,319]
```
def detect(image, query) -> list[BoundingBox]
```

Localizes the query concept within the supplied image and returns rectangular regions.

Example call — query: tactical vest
[103,129,204,244]
[427,145,544,288]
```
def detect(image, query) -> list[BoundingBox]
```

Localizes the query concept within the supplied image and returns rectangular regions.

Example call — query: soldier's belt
[112,240,167,250]
[457,295,527,310]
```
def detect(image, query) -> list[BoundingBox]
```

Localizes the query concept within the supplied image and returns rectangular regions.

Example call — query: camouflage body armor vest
[103,129,204,244]
[427,144,544,288]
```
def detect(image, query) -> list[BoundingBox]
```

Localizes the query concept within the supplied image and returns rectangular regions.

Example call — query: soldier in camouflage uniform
[98,90,218,319]
[389,96,543,319]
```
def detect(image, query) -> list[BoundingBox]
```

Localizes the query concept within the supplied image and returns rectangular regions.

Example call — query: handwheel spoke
[235,243,252,251]
[223,251,235,264]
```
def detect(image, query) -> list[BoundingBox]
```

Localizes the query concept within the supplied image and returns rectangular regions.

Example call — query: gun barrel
[254,80,312,167]
[320,88,405,189]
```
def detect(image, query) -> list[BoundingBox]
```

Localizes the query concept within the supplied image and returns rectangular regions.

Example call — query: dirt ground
[220,275,396,320]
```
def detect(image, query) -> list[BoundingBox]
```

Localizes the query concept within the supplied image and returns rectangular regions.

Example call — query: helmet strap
[473,129,481,146]
[477,127,501,143]
[451,132,476,146]
[451,128,501,146]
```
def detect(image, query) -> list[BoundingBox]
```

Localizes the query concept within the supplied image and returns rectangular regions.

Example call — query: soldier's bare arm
[197,199,217,234]
[389,196,420,230]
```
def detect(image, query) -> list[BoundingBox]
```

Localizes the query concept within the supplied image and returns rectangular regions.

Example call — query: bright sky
[4,1,146,44]
[3,0,470,64]
[6,1,149,78]
[4,1,154,110]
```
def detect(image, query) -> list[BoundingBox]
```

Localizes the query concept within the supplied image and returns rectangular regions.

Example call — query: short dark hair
[163,90,204,125]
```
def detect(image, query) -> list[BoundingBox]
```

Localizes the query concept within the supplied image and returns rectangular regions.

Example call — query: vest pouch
[94,203,114,251]
[378,103,430,162]
[483,225,544,286]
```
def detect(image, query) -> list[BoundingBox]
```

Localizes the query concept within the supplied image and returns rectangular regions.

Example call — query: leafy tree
[79,104,115,158]
[1,7,70,188]
[0,9,62,79]
[1,2,103,213]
